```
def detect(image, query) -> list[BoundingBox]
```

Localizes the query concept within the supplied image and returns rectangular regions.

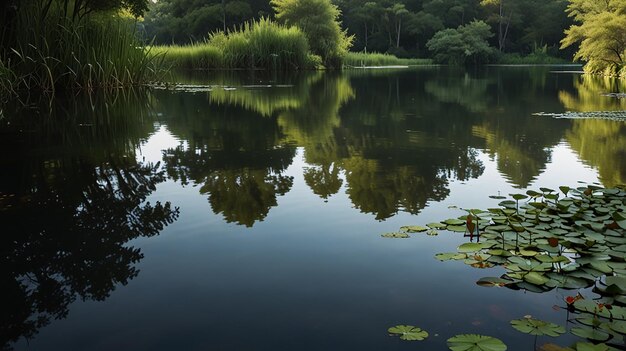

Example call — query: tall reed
[0,9,162,97]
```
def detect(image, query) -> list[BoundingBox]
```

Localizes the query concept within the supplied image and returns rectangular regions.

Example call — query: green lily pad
[445,218,465,226]
[573,342,616,351]
[448,225,468,232]
[458,242,490,253]
[570,327,610,341]
[400,225,428,233]
[381,232,410,238]
[510,318,565,336]
[447,334,507,351]
[427,222,447,229]
[523,272,549,285]
[388,325,429,341]
[435,252,467,261]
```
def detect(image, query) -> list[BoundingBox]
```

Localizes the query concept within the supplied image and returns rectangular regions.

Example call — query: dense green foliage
[0,0,157,97]
[561,0,626,76]
[152,18,316,70]
[426,20,495,64]
[144,0,573,63]
[271,0,353,67]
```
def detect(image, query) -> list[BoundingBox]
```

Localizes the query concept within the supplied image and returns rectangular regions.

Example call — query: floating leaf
[510,318,565,336]
[573,342,615,351]
[381,232,409,238]
[570,327,610,341]
[435,252,467,261]
[445,218,465,226]
[448,225,468,232]
[458,242,490,253]
[447,334,507,351]
[524,272,550,285]
[400,225,428,233]
[477,277,512,287]
[427,222,447,229]
[388,325,429,341]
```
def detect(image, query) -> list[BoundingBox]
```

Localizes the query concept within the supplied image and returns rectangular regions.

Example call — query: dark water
[2,66,626,351]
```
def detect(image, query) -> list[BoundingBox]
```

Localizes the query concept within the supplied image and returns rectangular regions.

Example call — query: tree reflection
[559,75,626,187]
[157,89,296,227]
[0,91,179,350]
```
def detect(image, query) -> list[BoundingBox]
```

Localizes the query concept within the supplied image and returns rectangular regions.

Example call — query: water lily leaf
[540,187,555,193]
[608,320,626,334]
[510,318,565,336]
[573,342,616,351]
[445,218,465,226]
[447,334,507,351]
[400,225,428,233]
[381,232,409,238]
[388,325,429,341]
[427,222,447,229]
[559,186,571,196]
[526,190,542,197]
[511,194,529,201]
[458,242,490,253]
[435,253,467,261]
[524,272,549,285]
[427,229,439,236]
[448,225,468,232]
[476,277,512,287]
[570,326,610,341]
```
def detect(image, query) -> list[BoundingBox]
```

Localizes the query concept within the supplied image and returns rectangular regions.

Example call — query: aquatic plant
[392,183,626,347]
[387,325,428,341]
[447,334,507,351]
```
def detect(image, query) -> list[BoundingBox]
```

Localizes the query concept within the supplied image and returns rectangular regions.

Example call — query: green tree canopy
[271,0,353,67]
[426,20,495,64]
[561,0,626,75]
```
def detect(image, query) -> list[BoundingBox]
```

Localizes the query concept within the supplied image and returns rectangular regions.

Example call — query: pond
[2,66,626,351]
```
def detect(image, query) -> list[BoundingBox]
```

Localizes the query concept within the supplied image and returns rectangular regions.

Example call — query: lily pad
[570,327,611,341]
[388,325,429,341]
[458,242,490,253]
[510,318,565,336]
[400,225,428,233]
[447,334,507,351]
[381,232,410,238]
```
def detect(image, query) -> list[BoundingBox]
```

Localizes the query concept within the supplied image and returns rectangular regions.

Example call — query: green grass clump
[343,52,432,67]
[152,18,317,71]
[1,10,161,97]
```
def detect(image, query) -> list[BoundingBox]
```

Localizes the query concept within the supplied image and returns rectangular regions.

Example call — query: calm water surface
[2,66,626,350]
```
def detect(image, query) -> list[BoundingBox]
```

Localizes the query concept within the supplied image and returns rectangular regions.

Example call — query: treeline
[144,0,574,60]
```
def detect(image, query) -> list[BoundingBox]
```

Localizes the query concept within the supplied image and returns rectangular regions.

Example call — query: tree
[560,0,626,75]
[271,0,353,67]
[426,20,495,65]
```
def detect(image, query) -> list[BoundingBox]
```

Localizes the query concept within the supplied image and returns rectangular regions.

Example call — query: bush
[154,18,314,70]
[271,0,353,68]
[426,20,496,65]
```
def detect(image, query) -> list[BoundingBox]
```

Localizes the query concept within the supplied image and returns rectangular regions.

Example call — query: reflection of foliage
[424,73,490,113]
[566,120,626,187]
[0,91,178,349]
[557,75,626,187]
[559,75,626,112]
[303,164,343,199]
[201,169,293,226]
[158,90,296,226]
[343,157,450,220]
[472,125,552,188]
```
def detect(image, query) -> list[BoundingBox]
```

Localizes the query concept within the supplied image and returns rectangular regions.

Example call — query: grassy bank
[343,52,432,67]
[0,11,161,99]
[152,18,319,71]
